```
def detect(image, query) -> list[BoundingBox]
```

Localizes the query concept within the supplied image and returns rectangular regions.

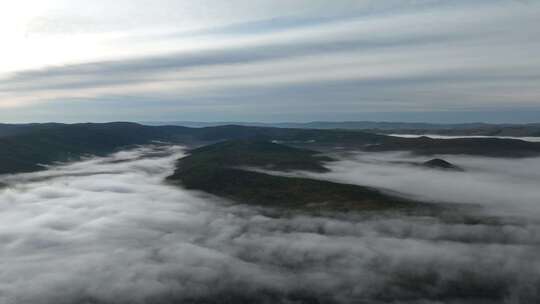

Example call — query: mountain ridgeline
[1,122,540,175]
[146,120,540,136]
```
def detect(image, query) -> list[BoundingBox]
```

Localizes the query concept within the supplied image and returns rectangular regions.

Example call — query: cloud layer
[0,145,539,303]
[1,0,539,122]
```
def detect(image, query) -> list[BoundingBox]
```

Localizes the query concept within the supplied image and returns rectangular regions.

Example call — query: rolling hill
[167,140,426,211]
[1,122,540,175]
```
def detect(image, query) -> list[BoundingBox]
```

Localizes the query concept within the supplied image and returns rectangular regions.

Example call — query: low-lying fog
[388,134,540,142]
[0,145,539,303]
[296,151,540,217]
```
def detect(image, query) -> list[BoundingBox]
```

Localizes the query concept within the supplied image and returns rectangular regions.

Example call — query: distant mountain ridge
[142,121,540,136]
[1,122,540,175]
[141,120,540,129]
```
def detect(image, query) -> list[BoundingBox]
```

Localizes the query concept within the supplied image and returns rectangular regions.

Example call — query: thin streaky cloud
[0,0,539,122]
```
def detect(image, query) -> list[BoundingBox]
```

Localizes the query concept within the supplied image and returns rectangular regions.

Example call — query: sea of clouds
[297,151,540,217]
[0,145,539,304]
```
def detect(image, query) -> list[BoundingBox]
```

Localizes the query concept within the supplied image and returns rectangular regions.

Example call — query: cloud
[293,151,540,217]
[0,145,539,303]
[388,134,540,142]
[1,0,539,121]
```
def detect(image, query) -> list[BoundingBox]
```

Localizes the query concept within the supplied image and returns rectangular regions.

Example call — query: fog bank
[289,151,540,218]
[388,134,540,142]
[0,146,539,303]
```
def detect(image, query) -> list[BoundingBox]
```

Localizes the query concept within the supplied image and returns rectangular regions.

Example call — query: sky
[0,0,539,123]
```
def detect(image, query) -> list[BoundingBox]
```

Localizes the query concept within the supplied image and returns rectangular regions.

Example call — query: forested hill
[1,122,540,175]
[144,121,540,136]
[166,140,424,211]
[0,122,189,174]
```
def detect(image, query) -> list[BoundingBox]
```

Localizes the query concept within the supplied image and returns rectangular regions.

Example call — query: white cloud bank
[388,134,540,142]
[0,145,539,303]
[292,151,540,217]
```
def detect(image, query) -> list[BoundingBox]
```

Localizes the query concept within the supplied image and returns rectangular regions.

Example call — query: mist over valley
[2,0,540,302]
[0,138,539,303]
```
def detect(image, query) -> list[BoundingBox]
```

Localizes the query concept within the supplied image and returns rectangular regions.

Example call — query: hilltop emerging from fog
[167,140,426,211]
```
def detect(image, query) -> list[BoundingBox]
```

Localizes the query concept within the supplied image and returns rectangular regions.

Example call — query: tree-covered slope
[0,122,191,174]
[167,140,424,211]
[189,125,540,157]
[176,140,333,173]
[367,136,540,157]
[2,122,540,175]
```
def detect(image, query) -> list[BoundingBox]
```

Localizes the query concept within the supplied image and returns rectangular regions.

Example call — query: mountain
[1,122,540,175]
[142,120,494,130]
[168,124,540,157]
[142,120,540,135]
[0,123,65,138]
[176,140,333,173]
[373,124,540,137]
[167,140,425,211]
[0,122,191,174]
[422,158,463,171]
[366,136,540,157]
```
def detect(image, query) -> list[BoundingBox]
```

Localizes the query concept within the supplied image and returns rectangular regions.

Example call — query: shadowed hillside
[1,122,540,175]
[167,140,427,211]
[0,122,191,174]
[367,136,540,157]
